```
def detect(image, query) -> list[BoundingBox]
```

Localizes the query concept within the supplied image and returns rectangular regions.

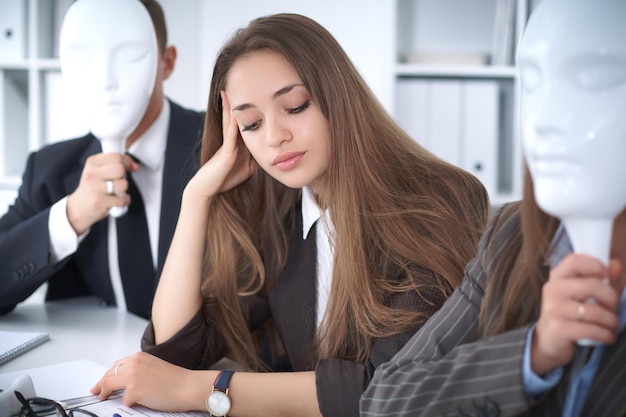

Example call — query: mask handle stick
[100,137,128,218]
[562,217,613,347]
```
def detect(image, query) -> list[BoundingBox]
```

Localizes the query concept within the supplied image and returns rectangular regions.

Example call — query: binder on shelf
[0,331,50,366]
[2,70,28,178]
[395,78,429,147]
[395,78,462,167]
[461,81,499,197]
[428,80,462,166]
[491,0,516,66]
[0,0,26,60]
[395,78,501,199]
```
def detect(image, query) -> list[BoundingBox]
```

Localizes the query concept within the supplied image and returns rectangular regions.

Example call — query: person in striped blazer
[361,0,626,416]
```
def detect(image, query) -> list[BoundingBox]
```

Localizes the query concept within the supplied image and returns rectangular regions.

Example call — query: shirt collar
[127,98,170,170]
[302,186,322,239]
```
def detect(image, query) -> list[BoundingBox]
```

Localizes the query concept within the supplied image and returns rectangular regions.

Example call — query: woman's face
[225,50,331,191]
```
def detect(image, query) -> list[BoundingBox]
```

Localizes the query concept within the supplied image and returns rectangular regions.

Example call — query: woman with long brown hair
[92,13,489,416]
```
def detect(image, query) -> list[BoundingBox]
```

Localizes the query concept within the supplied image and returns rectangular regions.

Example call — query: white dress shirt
[301,186,335,329]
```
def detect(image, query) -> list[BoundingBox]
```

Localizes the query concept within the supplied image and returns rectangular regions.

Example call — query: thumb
[123,154,141,172]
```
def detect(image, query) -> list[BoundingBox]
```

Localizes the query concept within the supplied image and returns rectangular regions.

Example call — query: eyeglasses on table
[14,391,99,417]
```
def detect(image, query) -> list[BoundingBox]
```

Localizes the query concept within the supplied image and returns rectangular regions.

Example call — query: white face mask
[518,0,626,264]
[59,0,157,144]
[518,0,626,220]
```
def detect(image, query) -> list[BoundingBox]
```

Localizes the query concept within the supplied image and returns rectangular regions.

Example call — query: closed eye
[241,120,261,132]
[288,101,311,114]
[240,101,311,132]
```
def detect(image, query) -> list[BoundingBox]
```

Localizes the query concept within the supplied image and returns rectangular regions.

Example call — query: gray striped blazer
[361,203,626,417]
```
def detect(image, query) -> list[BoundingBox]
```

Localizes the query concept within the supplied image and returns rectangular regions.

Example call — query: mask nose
[92,52,119,94]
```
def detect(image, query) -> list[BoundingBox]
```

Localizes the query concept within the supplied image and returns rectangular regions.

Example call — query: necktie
[116,163,155,318]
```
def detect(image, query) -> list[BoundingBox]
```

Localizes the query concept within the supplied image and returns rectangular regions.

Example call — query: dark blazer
[361,203,626,417]
[141,207,447,417]
[0,100,204,316]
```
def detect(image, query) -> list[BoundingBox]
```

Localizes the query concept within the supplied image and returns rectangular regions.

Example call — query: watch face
[207,391,231,416]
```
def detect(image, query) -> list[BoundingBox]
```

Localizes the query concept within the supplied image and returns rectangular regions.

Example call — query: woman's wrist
[184,369,220,412]
[530,328,561,376]
[182,180,214,205]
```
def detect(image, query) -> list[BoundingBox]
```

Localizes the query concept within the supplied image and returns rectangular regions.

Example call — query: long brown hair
[200,13,490,370]
[479,168,560,335]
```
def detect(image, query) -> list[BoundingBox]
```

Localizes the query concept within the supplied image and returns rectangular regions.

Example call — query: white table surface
[0,297,148,373]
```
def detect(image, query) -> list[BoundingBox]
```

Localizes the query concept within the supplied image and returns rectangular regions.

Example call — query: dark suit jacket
[141,207,447,417]
[361,203,626,417]
[0,100,204,317]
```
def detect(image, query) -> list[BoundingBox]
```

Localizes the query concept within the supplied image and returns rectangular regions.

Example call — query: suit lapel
[582,327,626,416]
[269,216,317,371]
[157,101,202,275]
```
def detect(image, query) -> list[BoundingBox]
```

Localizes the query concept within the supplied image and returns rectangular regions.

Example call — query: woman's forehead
[226,51,304,102]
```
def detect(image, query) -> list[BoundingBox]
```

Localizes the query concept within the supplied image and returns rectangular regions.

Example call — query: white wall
[0,1,395,216]
[159,0,204,110]
[161,0,395,113]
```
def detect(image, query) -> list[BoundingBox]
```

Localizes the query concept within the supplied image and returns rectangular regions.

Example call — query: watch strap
[213,369,235,392]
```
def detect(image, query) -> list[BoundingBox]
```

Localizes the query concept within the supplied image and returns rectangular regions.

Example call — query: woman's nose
[265,118,292,147]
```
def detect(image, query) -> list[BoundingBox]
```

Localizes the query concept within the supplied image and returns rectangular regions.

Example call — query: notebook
[0,330,49,366]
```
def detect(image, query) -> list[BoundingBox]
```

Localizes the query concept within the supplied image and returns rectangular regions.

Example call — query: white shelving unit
[0,0,79,207]
[0,0,534,213]
[393,0,530,206]
[0,0,394,216]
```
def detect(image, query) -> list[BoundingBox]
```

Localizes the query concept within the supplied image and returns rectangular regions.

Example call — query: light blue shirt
[522,225,626,416]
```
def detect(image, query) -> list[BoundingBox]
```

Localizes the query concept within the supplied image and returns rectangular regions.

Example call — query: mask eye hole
[566,55,626,92]
[519,61,542,93]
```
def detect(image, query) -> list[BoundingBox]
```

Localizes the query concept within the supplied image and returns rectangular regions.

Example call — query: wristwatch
[206,369,235,416]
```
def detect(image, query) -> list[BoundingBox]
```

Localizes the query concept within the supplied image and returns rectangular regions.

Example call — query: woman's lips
[272,151,305,170]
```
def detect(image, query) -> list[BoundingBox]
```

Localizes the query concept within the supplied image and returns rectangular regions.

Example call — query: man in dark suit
[0,0,204,319]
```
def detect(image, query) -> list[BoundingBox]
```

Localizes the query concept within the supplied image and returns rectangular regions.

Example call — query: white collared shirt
[49,99,170,310]
[126,98,170,268]
[301,186,335,329]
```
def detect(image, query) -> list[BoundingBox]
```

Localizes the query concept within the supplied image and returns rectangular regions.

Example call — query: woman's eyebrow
[273,83,304,99]
[232,83,306,112]
[232,103,254,112]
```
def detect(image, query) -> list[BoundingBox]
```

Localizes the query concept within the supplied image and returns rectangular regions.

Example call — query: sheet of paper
[80,397,210,417]
[0,359,106,401]
[0,359,208,416]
